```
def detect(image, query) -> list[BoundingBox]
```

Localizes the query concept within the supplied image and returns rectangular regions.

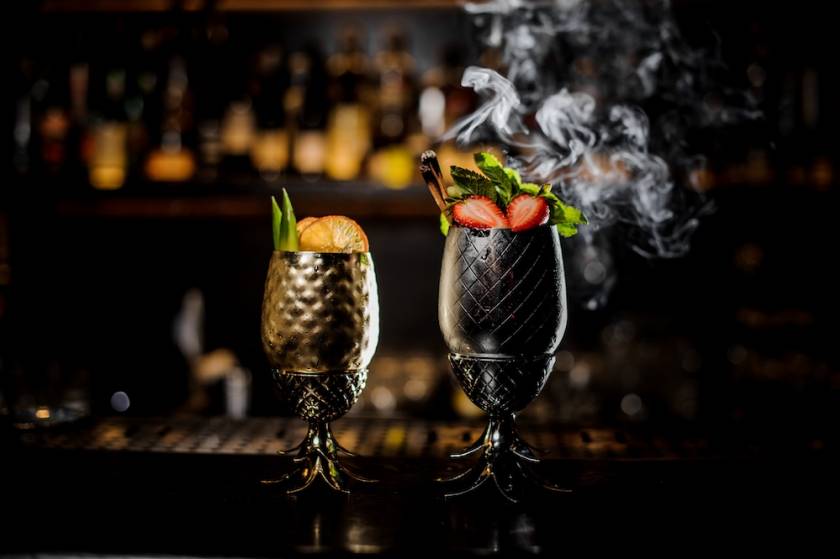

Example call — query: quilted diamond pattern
[449,354,554,414]
[439,226,567,356]
[273,370,368,423]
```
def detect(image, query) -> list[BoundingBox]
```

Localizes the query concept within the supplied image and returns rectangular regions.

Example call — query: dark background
[2,0,838,441]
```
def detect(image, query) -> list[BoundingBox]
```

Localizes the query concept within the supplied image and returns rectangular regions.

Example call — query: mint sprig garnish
[449,167,495,200]
[439,212,451,236]
[446,152,587,238]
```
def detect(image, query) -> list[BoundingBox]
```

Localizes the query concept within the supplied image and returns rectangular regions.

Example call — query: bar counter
[3,416,836,554]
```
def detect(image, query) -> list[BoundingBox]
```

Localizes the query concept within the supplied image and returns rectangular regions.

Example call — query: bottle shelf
[47,179,438,220]
[14,167,838,222]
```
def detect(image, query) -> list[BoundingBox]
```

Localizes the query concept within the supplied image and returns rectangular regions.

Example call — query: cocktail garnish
[271,188,300,251]
[506,194,550,232]
[270,192,368,253]
[299,216,369,253]
[451,195,510,230]
[427,150,587,237]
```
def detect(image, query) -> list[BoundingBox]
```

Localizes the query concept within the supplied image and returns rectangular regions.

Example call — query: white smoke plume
[443,67,525,145]
[444,0,759,307]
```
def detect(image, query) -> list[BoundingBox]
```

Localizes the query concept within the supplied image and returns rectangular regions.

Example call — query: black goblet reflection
[438,225,569,502]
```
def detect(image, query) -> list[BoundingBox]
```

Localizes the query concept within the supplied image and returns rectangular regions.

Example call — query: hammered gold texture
[273,370,368,423]
[261,251,379,373]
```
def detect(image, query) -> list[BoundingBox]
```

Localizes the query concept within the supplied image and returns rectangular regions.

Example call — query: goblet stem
[440,413,570,503]
[449,421,494,459]
[275,442,303,458]
[262,421,375,494]
[449,442,485,459]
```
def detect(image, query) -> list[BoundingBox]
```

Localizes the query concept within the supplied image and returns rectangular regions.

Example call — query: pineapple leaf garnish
[271,196,282,250]
[271,189,300,251]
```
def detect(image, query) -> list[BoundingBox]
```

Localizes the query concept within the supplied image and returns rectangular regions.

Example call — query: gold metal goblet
[261,250,379,494]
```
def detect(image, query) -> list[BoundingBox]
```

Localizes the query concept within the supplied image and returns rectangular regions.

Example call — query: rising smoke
[444,0,758,307]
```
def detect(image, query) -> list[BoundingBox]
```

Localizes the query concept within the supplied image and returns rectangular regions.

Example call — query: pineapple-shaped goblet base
[261,370,373,494]
[439,354,570,502]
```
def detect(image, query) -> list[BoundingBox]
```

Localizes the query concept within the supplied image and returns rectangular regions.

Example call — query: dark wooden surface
[3,416,837,554]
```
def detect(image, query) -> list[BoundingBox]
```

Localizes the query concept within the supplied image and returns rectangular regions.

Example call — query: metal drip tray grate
[16,416,720,459]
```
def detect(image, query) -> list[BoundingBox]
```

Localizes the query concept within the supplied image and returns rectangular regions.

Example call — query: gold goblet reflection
[261,250,379,493]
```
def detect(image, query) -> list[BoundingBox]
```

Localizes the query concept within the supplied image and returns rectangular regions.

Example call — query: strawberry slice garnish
[506,194,550,232]
[452,195,510,229]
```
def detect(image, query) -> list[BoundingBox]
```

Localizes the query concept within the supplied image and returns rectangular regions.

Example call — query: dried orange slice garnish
[298,215,369,253]
[296,217,318,237]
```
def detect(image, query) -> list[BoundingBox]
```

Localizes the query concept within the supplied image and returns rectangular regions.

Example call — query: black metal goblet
[438,224,569,502]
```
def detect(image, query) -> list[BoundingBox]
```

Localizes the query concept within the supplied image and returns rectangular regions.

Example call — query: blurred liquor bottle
[87,42,130,190]
[12,58,34,177]
[39,84,71,178]
[194,16,230,181]
[250,44,290,180]
[438,44,477,132]
[216,35,257,178]
[368,28,418,189]
[782,67,834,189]
[67,61,90,184]
[122,33,156,181]
[14,46,81,182]
[219,100,256,176]
[422,44,480,184]
[145,48,196,183]
[374,28,416,147]
[28,59,72,179]
[288,44,329,177]
[325,26,372,181]
[118,27,169,185]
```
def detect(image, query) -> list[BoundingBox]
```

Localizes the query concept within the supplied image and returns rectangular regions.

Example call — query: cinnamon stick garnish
[421,150,447,199]
[420,149,449,212]
[421,150,444,183]
[420,163,447,212]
